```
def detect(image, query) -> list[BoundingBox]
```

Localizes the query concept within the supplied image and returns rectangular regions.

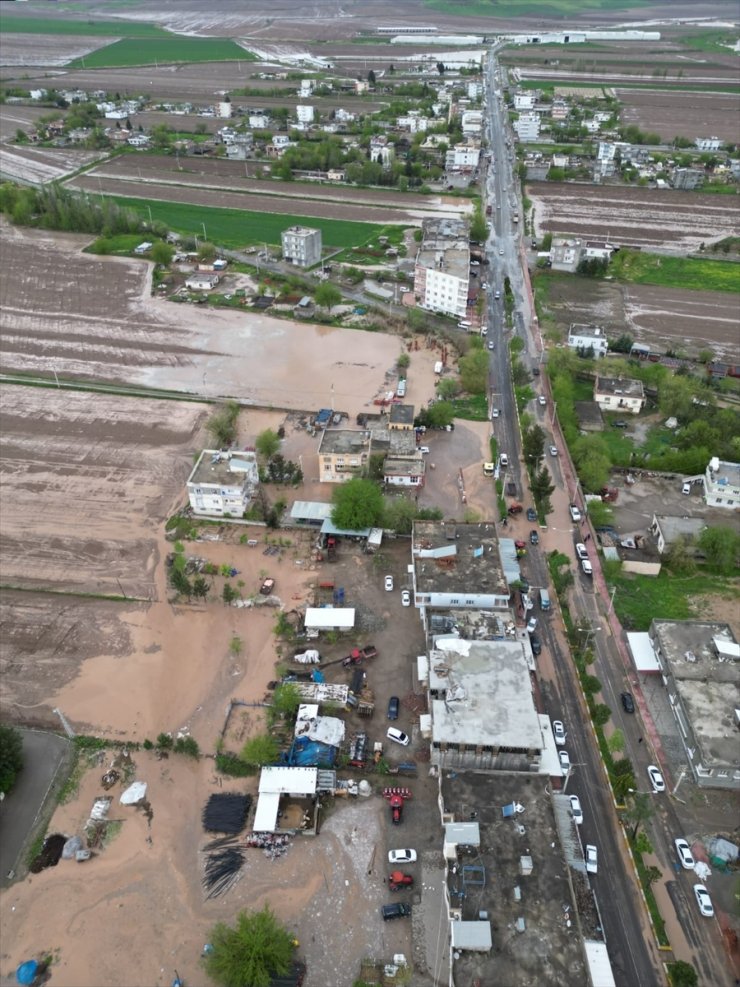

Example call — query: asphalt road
[0,728,71,884]
[482,51,662,987]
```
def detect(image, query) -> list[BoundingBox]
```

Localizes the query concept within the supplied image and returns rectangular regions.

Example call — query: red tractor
[384,787,412,825]
[389,871,414,891]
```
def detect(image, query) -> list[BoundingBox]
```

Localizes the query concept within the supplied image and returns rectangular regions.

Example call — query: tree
[644,865,662,888]
[666,536,696,575]
[171,568,192,598]
[436,378,461,400]
[256,428,281,461]
[367,69,376,86]
[531,467,555,507]
[192,575,210,599]
[612,758,636,802]
[469,203,488,243]
[458,348,489,395]
[607,729,625,754]
[396,352,410,372]
[625,791,654,840]
[241,734,279,768]
[150,240,174,266]
[582,674,602,697]
[698,526,740,574]
[206,402,240,448]
[197,241,217,262]
[203,906,295,987]
[331,477,384,530]
[591,703,611,727]
[667,961,698,987]
[314,282,342,314]
[229,636,243,657]
[0,724,23,794]
[426,400,455,428]
[383,495,418,534]
[222,582,239,605]
[436,61,446,75]
[523,425,546,467]
[271,682,301,719]
[585,500,613,529]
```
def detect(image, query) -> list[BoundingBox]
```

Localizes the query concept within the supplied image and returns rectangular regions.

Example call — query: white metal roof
[290,501,333,521]
[258,766,318,795]
[304,607,356,630]
[583,941,616,987]
[627,632,661,672]
[450,921,492,951]
[252,792,280,833]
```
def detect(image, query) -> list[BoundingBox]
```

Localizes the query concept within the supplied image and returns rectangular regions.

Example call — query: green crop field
[68,38,254,68]
[0,15,168,36]
[424,0,652,16]
[104,194,407,250]
[611,250,740,294]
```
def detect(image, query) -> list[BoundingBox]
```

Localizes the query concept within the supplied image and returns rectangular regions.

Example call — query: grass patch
[609,570,736,631]
[0,16,169,36]
[85,233,147,255]
[679,29,739,55]
[25,832,47,869]
[610,250,740,294]
[103,193,406,250]
[449,393,489,420]
[633,847,670,947]
[68,37,255,69]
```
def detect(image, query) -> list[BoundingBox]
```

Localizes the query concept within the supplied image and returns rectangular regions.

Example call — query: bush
[0,724,24,794]
[216,752,254,777]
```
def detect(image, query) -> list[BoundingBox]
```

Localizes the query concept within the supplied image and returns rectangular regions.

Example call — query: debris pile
[202,793,252,834]
[202,836,245,899]
[29,834,67,873]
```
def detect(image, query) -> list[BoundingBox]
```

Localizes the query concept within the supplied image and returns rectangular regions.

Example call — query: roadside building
[695,136,722,151]
[281,225,322,268]
[388,404,415,431]
[514,111,540,142]
[413,217,470,320]
[549,236,583,272]
[445,142,481,172]
[649,515,706,555]
[649,620,740,790]
[186,449,259,517]
[672,167,704,190]
[704,457,740,509]
[318,429,371,483]
[460,110,484,136]
[567,324,609,358]
[514,91,535,110]
[593,376,646,415]
[383,456,425,488]
[185,273,219,290]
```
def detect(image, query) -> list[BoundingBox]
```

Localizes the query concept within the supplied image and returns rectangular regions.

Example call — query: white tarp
[627,633,661,672]
[120,781,148,805]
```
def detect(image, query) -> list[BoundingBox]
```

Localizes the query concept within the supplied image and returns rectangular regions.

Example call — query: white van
[396,379,407,398]
[682,481,692,495]
[434,361,443,375]
[458,320,472,330]
[499,453,509,467]
[540,588,551,611]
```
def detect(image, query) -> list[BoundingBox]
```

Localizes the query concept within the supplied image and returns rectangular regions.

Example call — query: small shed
[304,607,355,632]
[450,921,492,952]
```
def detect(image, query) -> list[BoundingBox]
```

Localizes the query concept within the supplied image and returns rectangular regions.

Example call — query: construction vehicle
[342,645,377,667]
[384,787,412,825]
[326,537,337,562]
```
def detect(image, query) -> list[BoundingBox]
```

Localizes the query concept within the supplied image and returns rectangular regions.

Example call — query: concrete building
[672,167,704,190]
[369,135,395,168]
[281,225,322,268]
[514,91,535,110]
[550,98,569,121]
[550,236,583,272]
[388,404,415,431]
[695,136,722,152]
[218,101,232,118]
[296,104,315,124]
[411,520,511,618]
[426,637,543,771]
[567,324,609,358]
[397,111,428,133]
[383,456,425,488]
[460,110,484,136]
[186,450,259,517]
[413,217,470,320]
[185,272,219,290]
[594,376,646,415]
[318,429,370,483]
[704,457,740,509]
[649,620,740,790]
[514,111,540,142]
[445,142,481,171]
[649,515,706,555]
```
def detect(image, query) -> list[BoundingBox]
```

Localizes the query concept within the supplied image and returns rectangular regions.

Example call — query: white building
[300,79,313,97]
[593,376,646,415]
[567,324,609,358]
[296,104,315,123]
[218,101,232,118]
[397,111,428,133]
[369,135,395,168]
[514,92,535,111]
[413,217,470,320]
[704,457,740,509]
[550,237,583,272]
[248,113,269,128]
[460,110,483,136]
[281,225,322,268]
[695,136,722,152]
[514,111,540,142]
[467,81,482,100]
[445,142,480,171]
[186,450,259,517]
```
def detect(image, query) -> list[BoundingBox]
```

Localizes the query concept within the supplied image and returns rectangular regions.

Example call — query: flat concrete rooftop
[413,521,509,598]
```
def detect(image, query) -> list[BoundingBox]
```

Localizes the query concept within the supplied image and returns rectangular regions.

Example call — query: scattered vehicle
[508,503,523,515]
[575,543,589,561]
[529,634,542,656]
[384,575,394,591]
[675,839,695,870]
[483,462,495,477]
[481,327,488,336]
[530,529,539,545]
[539,588,551,611]
[693,884,714,918]
[538,396,546,406]
[613,420,628,429]
[682,482,692,495]
[569,504,582,522]
[342,645,378,667]
[569,795,583,825]
[526,616,538,635]
[553,720,566,745]
[388,848,417,864]
[388,871,414,891]
[387,727,410,747]
[494,289,501,299]
[559,750,571,772]
[549,446,558,457]
[387,696,400,720]
[581,559,593,576]
[647,765,665,793]
[492,408,500,418]
[526,507,537,522]
[499,453,509,467]
[586,845,598,874]
[389,794,404,824]
[259,577,276,596]
[621,692,635,714]
[499,247,504,255]
[401,589,411,607]
[488,340,494,350]
[381,902,412,921]
[506,481,517,497]
[419,446,430,455]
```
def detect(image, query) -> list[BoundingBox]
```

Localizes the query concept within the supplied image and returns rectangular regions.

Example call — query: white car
[569,504,582,522]
[569,795,583,825]
[488,340,494,351]
[480,327,488,336]
[418,446,430,455]
[553,720,566,745]
[575,543,589,561]
[387,727,410,747]
[401,589,411,607]
[492,408,500,419]
[647,765,665,793]
[538,395,546,406]
[693,884,714,918]
[389,849,417,864]
[581,559,593,577]
[549,445,558,457]
[499,247,504,255]
[559,750,571,772]
[585,845,598,874]
[526,616,538,635]
[384,575,394,591]
[675,838,695,870]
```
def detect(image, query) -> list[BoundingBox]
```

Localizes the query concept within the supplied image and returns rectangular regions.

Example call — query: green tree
[644,864,662,887]
[332,477,384,530]
[658,375,697,419]
[229,635,243,657]
[367,69,376,86]
[698,526,739,574]
[396,352,410,372]
[171,568,192,598]
[150,240,174,266]
[427,400,455,428]
[607,729,625,754]
[582,675,602,697]
[612,758,636,802]
[256,429,281,460]
[585,500,614,529]
[241,733,279,768]
[0,724,24,794]
[203,906,295,987]
[634,831,653,855]
[222,582,239,605]
[206,402,240,447]
[592,703,611,728]
[150,123,174,150]
[383,495,418,535]
[572,435,611,491]
[667,961,698,987]
[192,575,210,599]
[458,348,489,395]
[531,466,555,507]
[197,241,217,262]
[625,791,654,840]
[271,682,301,719]
[666,536,696,575]
[436,378,460,400]
[469,203,487,243]
[314,282,342,313]
[523,425,546,468]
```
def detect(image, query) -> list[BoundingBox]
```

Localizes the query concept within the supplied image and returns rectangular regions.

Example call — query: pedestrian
[638,737,643,744]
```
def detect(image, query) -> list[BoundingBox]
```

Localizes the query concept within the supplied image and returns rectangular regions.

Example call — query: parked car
[693,884,714,918]
[613,420,629,429]
[526,507,537,522]
[553,720,566,745]
[530,529,539,545]
[387,696,400,721]
[526,616,538,634]
[384,575,394,591]
[538,395,546,406]
[480,327,488,336]
[388,848,417,864]
[675,839,695,870]
[381,902,412,921]
[418,446,430,455]
[569,795,583,825]
[559,750,571,772]
[581,559,593,576]
[585,845,598,874]
[387,727,410,747]
[401,589,411,607]
[491,408,500,418]
[488,340,494,351]
[569,504,582,522]
[529,634,542,656]
[575,543,589,561]
[647,765,665,793]
[621,692,635,714]
[549,445,558,457]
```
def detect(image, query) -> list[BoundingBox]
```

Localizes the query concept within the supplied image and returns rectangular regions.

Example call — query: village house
[445,142,481,172]
[185,272,219,291]
[567,324,609,358]
[186,450,259,517]
[593,376,646,415]
[369,135,395,168]
[281,226,322,268]
[318,430,371,483]
[704,457,740,509]
[514,112,540,142]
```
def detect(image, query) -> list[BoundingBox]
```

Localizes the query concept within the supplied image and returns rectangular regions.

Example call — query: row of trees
[0,182,144,237]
